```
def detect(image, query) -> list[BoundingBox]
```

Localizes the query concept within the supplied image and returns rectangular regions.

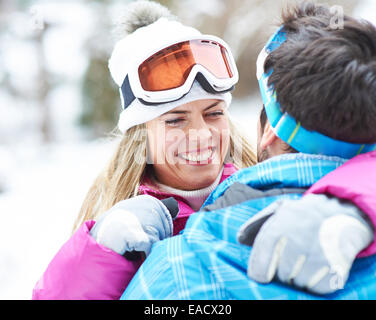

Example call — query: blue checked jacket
[121,153,376,300]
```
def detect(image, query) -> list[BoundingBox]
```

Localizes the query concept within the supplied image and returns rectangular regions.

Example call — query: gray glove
[237,194,374,295]
[90,195,178,257]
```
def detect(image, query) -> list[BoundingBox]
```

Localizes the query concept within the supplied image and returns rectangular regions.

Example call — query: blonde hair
[72,118,256,233]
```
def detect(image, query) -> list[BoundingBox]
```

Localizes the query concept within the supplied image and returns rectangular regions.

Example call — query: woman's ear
[259,120,278,151]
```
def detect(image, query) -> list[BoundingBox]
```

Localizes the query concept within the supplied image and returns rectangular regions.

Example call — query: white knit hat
[108,3,232,133]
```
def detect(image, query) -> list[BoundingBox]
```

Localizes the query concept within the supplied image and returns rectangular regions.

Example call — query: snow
[0,139,118,299]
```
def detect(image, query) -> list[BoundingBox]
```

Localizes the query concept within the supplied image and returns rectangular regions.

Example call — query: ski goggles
[121,35,238,108]
[257,26,376,158]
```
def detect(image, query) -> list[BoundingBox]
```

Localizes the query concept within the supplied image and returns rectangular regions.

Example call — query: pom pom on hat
[114,0,176,37]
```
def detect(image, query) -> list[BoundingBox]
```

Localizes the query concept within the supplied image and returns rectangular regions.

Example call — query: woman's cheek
[165,128,187,164]
[212,125,230,164]
[221,129,231,159]
[147,124,165,165]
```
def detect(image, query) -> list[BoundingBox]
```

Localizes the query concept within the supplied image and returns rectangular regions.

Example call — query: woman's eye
[206,111,224,118]
[165,118,185,126]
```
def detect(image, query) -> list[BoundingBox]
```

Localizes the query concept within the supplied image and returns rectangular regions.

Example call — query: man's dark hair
[263,1,376,144]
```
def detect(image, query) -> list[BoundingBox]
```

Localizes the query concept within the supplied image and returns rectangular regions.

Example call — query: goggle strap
[195,72,235,94]
[139,94,188,106]
[196,73,220,94]
[121,75,136,110]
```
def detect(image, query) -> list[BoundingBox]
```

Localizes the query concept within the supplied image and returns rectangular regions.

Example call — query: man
[121,2,376,299]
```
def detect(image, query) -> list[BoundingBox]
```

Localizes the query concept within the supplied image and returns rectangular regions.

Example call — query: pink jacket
[32,163,237,300]
[32,154,376,300]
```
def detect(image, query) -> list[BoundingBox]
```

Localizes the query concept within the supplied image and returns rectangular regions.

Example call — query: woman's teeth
[179,149,213,162]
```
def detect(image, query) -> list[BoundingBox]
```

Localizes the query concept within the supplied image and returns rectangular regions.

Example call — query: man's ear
[259,120,278,151]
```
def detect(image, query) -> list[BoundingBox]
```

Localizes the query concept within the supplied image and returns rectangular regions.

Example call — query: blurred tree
[34,23,53,143]
[79,0,119,137]
[1,0,54,143]
[80,56,120,137]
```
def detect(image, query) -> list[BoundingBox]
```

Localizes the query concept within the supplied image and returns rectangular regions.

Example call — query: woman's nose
[186,117,213,147]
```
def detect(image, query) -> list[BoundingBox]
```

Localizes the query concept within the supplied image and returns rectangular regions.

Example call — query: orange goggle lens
[138,40,234,92]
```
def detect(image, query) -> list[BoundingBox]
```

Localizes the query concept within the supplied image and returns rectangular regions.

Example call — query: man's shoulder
[202,182,307,212]
[202,153,346,209]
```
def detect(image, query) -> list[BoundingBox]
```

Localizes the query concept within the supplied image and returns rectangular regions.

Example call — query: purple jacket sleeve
[32,220,142,300]
[306,151,376,258]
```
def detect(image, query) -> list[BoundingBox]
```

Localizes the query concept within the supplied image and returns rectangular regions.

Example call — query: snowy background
[0,0,375,299]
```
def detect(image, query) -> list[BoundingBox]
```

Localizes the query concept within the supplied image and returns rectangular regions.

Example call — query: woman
[32,1,256,300]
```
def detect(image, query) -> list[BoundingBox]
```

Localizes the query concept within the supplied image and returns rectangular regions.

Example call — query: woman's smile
[177,147,215,165]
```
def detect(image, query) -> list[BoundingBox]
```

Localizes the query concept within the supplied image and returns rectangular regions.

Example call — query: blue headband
[257,26,376,159]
